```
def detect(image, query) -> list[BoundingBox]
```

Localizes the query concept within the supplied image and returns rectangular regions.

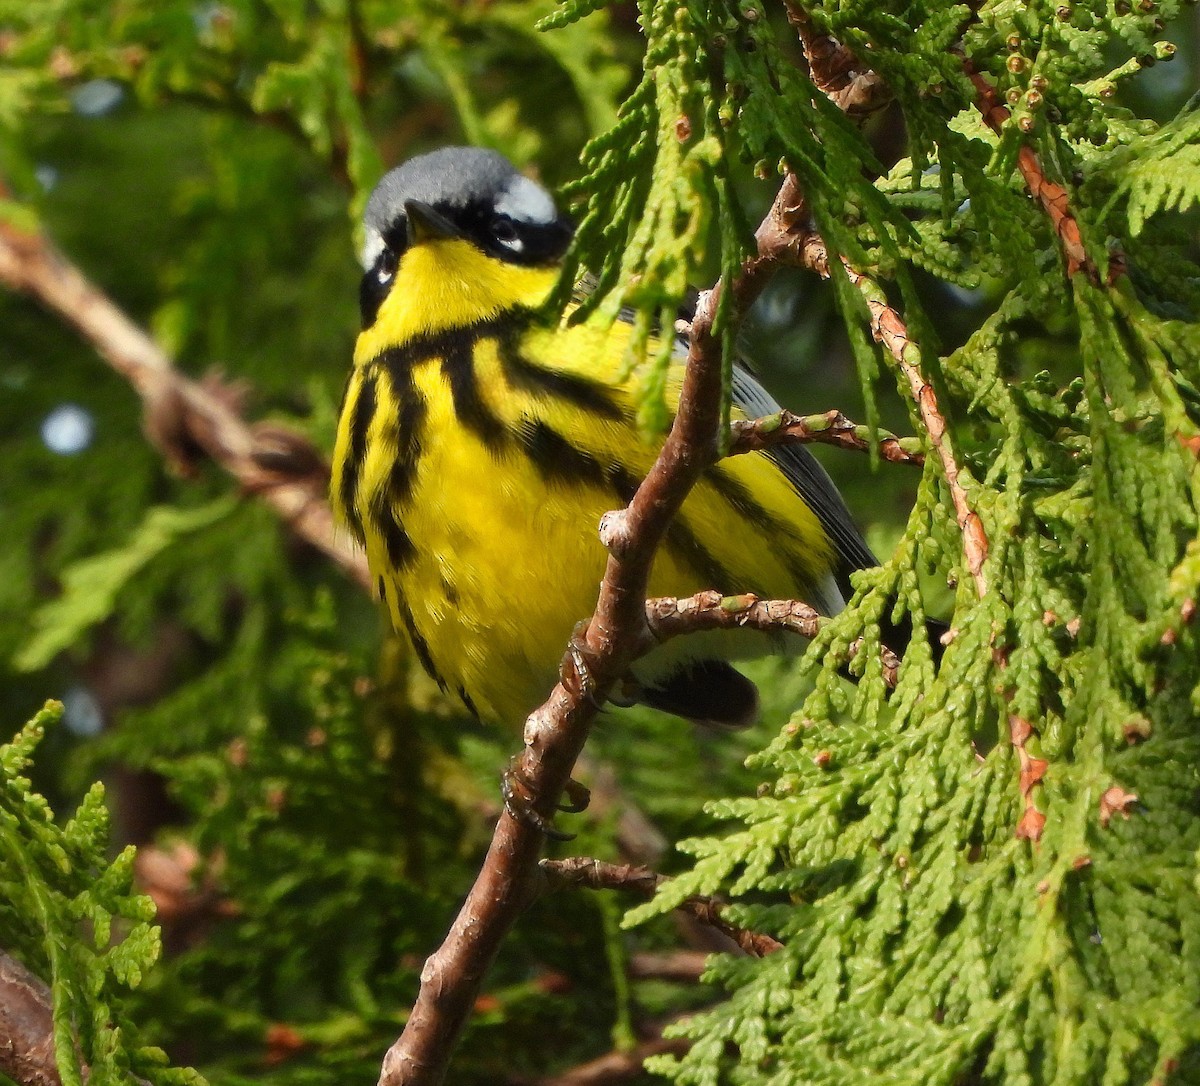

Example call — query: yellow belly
[336,302,840,727]
[367,363,708,725]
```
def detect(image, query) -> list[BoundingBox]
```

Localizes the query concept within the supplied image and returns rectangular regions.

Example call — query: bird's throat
[354,239,559,364]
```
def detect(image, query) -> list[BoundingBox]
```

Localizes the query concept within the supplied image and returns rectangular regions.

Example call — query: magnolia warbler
[332,146,896,730]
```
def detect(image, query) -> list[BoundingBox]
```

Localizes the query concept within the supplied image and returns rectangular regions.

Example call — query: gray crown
[361,147,559,269]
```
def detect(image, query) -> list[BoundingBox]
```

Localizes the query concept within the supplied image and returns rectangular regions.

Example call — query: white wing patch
[495,175,557,225]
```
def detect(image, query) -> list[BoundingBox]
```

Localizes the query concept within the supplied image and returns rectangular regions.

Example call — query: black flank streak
[705,465,817,598]
[442,334,507,449]
[397,597,448,693]
[457,685,481,720]
[380,512,416,570]
[340,371,377,541]
[517,419,607,486]
[385,375,425,571]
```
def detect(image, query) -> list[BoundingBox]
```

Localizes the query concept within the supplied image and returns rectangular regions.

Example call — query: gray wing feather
[730,367,878,585]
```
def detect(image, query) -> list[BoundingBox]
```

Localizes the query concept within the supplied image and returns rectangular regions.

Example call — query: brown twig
[730,407,924,466]
[787,231,990,597]
[540,858,783,959]
[377,176,805,1086]
[766,18,992,598]
[643,590,900,686]
[0,216,371,594]
[783,1,892,118]
[645,590,823,643]
[628,950,709,983]
[961,59,1118,285]
[0,952,61,1086]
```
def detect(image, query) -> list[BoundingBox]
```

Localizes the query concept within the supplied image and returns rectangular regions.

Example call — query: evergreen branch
[376,174,801,1086]
[726,160,987,598]
[643,591,900,687]
[962,58,1124,286]
[784,230,990,598]
[540,858,784,959]
[0,950,60,1086]
[0,207,371,594]
[730,408,925,466]
[768,8,990,596]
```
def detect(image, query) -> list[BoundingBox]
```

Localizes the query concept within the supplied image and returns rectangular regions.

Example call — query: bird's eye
[376,247,398,285]
[490,216,520,245]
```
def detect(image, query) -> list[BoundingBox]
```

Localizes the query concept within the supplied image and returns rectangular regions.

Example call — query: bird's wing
[572,275,878,588]
[730,365,879,590]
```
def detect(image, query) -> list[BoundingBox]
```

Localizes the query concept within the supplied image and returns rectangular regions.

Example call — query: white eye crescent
[375,248,398,284]
[490,216,524,251]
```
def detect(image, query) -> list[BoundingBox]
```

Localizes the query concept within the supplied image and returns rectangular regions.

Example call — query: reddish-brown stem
[776,229,989,597]
[962,59,1123,285]
[730,408,924,466]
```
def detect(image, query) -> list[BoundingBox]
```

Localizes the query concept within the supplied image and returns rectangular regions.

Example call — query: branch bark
[514,1035,689,1086]
[540,857,784,959]
[783,0,892,118]
[0,952,60,1086]
[778,229,990,598]
[729,407,923,465]
[961,58,1124,286]
[645,591,900,687]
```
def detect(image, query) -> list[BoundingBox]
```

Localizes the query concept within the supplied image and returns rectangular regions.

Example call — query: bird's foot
[559,777,591,814]
[561,620,606,709]
[501,758,589,841]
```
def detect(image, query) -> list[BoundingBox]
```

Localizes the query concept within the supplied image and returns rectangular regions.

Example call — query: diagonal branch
[961,58,1123,286]
[777,228,989,598]
[0,213,371,594]
[377,174,810,1086]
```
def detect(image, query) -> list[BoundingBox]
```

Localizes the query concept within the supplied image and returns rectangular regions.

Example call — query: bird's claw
[501,758,576,841]
[561,620,606,709]
[558,777,591,814]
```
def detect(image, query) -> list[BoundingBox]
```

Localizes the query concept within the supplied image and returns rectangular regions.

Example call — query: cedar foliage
[1,2,1199,1085]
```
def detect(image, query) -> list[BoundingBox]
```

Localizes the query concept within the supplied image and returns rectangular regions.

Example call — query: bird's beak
[404,200,461,244]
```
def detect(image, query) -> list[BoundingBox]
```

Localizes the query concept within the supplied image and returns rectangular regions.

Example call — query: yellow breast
[332,240,839,726]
